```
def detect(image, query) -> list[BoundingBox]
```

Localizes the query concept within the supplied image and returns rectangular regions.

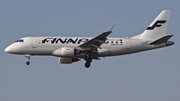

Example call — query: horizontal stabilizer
[148,35,173,45]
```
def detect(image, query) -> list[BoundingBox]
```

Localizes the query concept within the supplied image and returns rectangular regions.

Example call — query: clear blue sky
[0,0,179,101]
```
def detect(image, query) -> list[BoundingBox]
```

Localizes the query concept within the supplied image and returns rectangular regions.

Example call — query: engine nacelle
[59,57,80,64]
[52,47,80,57]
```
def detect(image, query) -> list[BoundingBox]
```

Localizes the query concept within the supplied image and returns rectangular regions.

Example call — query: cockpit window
[19,39,24,42]
[15,39,24,43]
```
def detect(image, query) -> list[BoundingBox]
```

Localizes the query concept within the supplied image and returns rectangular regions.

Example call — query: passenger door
[31,37,38,48]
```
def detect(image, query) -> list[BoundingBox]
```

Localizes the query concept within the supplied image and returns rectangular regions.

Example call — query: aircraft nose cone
[5,46,12,53]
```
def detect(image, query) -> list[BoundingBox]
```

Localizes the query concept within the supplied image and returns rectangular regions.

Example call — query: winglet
[109,22,117,31]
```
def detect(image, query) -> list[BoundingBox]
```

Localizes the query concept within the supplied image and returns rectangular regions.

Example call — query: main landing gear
[25,54,31,65]
[84,54,92,68]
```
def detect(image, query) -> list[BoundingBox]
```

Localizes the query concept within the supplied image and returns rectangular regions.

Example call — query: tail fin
[140,10,171,40]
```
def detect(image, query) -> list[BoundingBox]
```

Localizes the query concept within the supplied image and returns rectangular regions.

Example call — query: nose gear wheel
[25,55,31,65]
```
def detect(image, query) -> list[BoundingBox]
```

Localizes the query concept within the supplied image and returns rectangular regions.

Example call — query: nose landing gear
[25,55,31,65]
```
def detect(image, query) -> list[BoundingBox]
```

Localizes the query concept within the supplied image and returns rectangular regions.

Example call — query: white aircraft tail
[139,10,171,40]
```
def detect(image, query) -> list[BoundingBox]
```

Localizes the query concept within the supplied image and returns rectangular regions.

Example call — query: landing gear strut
[25,55,31,65]
[84,54,92,68]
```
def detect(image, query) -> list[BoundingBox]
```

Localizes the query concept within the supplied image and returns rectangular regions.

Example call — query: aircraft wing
[78,23,116,53]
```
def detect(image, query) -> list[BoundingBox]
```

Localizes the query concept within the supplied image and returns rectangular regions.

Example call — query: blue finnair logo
[146,20,166,30]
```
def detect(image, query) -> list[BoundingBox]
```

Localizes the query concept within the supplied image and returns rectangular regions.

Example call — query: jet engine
[52,47,80,57]
[59,57,80,64]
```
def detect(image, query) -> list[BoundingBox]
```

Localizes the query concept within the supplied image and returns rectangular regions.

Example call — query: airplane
[5,10,174,68]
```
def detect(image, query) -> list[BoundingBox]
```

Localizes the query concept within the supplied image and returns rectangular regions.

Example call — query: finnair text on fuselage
[41,37,123,45]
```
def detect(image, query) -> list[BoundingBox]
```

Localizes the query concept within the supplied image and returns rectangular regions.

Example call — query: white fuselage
[4,10,175,67]
[5,36,171,58]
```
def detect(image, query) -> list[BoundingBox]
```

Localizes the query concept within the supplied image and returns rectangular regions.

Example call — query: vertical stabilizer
[140,10,171,40]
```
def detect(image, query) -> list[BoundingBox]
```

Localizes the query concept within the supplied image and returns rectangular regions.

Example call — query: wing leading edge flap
[148,35,173,45]
[78,23,116,51]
